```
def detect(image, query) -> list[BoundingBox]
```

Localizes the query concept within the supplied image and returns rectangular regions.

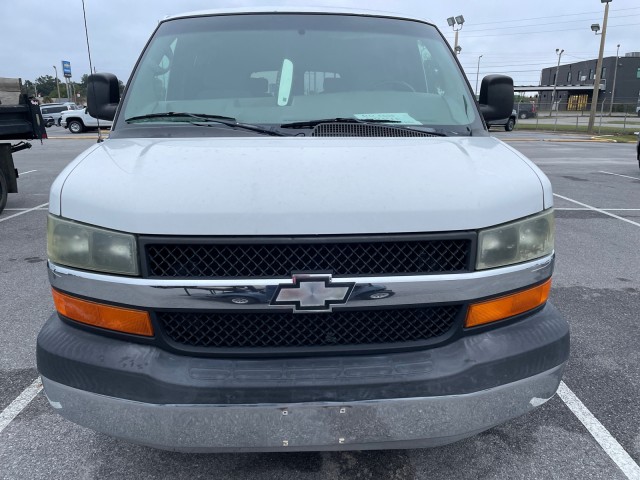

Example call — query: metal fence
[514,102,640,134]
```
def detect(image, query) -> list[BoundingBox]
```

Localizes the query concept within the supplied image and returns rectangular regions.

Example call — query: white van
[40,103,78,126]
[38,7,569,452]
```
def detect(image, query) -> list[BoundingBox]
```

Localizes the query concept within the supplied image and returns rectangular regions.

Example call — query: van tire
[0,171,8,215]
[229,297,257,304]
[68,120,84,134]
[505,118,515,132]
[362,290,394,300]
[519,112,527,119]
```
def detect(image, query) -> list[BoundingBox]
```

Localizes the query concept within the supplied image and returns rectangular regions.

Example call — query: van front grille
[157,305,461,354]
[142,235,473,279]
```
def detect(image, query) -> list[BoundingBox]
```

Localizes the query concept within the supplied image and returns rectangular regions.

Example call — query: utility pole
[53,65,61,99]
[587,0,611,134]
[475,54,483,96]
[549,49,563,117]
[609,44,620,115]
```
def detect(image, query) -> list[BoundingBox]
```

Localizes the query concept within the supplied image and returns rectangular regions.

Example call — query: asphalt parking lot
[1,131,639,479]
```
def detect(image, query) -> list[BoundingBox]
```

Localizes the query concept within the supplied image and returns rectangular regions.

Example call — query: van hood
[53,136,549,235]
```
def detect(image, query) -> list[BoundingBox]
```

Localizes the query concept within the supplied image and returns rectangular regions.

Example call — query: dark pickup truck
[0,92,46,213]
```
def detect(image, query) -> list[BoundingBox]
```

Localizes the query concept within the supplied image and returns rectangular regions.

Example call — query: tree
[34,75,58,98]
[22,80,38,97]
[23,72,123,104]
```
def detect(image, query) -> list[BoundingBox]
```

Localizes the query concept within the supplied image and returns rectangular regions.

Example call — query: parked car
[60,107,113,133]
[516,102,537,119]
[42,115,55,128]
[40,103,79,126]
[486,109,517,131]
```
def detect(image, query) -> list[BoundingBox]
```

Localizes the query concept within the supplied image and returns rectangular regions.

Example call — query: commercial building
[535,52,640,112]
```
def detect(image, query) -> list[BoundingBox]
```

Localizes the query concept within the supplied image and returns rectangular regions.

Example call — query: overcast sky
[2,0,639,88]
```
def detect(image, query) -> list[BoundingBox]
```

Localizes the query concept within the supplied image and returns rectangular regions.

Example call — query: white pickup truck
[39,6,569,452]
[60,107,112,133]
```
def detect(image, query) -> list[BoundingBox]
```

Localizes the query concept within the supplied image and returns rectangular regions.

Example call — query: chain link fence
[514,101,640,135]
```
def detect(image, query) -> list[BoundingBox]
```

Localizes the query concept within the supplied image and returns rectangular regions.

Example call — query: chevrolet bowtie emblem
[271,274,355,312]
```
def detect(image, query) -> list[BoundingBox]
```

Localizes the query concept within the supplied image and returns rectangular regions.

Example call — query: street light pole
[587,0,611,134]
[475,54,483,96]
[447,15,465,55]
[609,43,620,115]
[53,65,61,99]
[549,49,563,117]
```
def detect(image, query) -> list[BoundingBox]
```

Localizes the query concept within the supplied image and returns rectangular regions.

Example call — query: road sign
[62,60,71,78]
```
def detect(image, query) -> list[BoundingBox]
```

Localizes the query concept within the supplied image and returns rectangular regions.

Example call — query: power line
[462,21,640,38]
[461,61,565,67]
[463,67,540,73]
[448,6,640,28]
[462,13,640,33]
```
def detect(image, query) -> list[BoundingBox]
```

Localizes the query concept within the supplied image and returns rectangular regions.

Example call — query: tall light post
[587,0,612,134]
[549,49,564,117]
[52,65,61,99]
[447,15,465,55]
[609,43,620,115]
[475,54,483,96]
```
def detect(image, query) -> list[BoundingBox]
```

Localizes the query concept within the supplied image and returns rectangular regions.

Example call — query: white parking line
[556,208,640,211]
[3,208,49,211]
[0,378,42,434]
[0,203,49,223]
[558,382,640,479]
[554,194,640,228]
[19,170,37,175]
[599,171,639,181]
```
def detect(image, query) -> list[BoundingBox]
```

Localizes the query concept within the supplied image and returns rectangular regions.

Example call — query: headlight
[477,209,554,270]
[47,215,139,275]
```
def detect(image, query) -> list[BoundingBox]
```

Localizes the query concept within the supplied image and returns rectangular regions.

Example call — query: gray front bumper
[42,364,564,452]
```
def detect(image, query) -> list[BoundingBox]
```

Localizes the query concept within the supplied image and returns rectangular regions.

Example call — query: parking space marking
[18,170,37,175]
[558,382,640,479]
[599,171,640,181]
[556,208,640,211]
[3,208,49,211]
[554,194,640,228]
[0,203,49,223]
[0,378,42,434]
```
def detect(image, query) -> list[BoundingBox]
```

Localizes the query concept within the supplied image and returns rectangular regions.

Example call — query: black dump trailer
[0,87,46,214]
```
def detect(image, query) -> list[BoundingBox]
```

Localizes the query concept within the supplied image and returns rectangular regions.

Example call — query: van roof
[163,6,432,25]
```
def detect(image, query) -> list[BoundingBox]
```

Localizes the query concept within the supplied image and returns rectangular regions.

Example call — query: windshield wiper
[280,117,452,136]
[280,117,400,129]
[125,112,286,136]
[126,112,237,123]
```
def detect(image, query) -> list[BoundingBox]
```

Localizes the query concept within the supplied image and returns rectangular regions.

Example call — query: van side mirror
[87,73,120,121]
[478,75,514,123]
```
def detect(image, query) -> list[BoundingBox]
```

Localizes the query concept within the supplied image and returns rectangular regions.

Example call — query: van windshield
[119,14,481,135]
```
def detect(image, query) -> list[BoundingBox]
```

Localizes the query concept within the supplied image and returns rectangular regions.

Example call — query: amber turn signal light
[52,289,153,337]
[465,279,552,328]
